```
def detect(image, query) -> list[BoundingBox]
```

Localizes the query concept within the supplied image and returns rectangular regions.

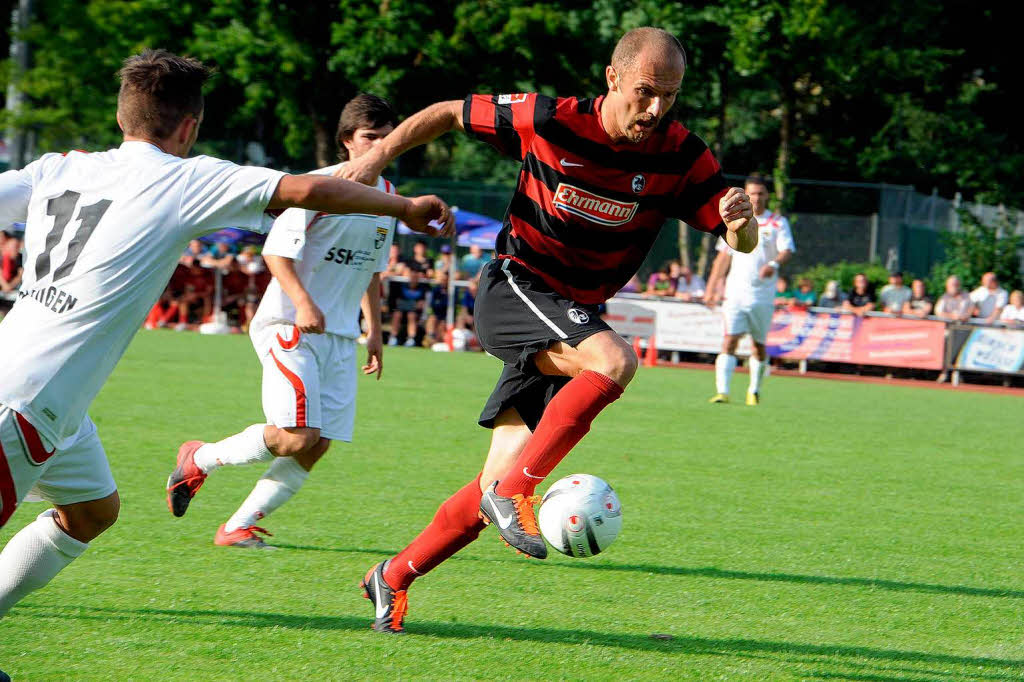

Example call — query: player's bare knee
[268,427,321,456]
[592,343,637,386]
[56,492,120,543]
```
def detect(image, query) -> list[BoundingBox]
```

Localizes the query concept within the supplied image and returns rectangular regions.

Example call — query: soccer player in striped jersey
[165,95,402,548]
[341,27,758,633]
[0,51,451,621]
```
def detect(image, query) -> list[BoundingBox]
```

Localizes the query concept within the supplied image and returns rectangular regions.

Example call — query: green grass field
[1,331,1022,681]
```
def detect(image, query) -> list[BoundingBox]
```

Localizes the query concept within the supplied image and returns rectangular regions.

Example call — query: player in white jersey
[706,175,795,405]
[165,95,403,548]
[0,51,452,620]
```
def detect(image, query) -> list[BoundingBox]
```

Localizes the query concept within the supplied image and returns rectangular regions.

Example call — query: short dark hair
[117,49,210,140]
[611,27,687,72]
[745,174,770,190]
[336,94,399,161]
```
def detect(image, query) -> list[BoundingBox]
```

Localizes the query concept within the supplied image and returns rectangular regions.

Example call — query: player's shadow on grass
[15,604,1024,676]
[556,562,1024,600]
[268,543,1024,601]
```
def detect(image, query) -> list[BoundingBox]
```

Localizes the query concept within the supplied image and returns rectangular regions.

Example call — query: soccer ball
[538,474,622,558]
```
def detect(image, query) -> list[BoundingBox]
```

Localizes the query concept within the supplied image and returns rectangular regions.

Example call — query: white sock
[194,424,273,474]
[749,356,767,394]
[224,456,309,532]
[715,354,737,394]
[0,509,88,617]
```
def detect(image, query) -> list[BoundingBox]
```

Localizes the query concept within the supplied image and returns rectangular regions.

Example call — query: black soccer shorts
[474,258,611,431]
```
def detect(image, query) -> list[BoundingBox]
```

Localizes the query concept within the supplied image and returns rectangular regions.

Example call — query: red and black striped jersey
[463,93,729,304]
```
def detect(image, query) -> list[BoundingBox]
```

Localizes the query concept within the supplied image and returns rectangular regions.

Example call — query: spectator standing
[934,276,972,322]
[182,239,206,266]
[459,243,491,278]
[404,238,434,277]
[842,273,875,316]
[674,265,706,302]
[817,280,846,309]
[178,260,214,328]
[902,278,933,318]
[774,275,795,308]
[425,270,450,345]
[384,243,403,277]
[969,272,1008,324]
[999,290,1024,326]
[434,243,453,277]
[389,265,430,346]
[878,271,912,314]
[791,277,816,309]
[457,277,477,332]
[202,241,236,270]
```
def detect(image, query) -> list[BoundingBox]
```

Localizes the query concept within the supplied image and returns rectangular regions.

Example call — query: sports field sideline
[1,331,1021,680]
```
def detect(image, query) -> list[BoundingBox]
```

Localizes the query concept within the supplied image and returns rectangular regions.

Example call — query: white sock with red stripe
[194,424,273,474]
[748,356,767,394]
[224,456,309,532]
[715,353,737,395]
[0,509,88,617]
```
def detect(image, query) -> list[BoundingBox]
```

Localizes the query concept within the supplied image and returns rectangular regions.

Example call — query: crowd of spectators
[620,259,1024,328]
[383,239,485,347]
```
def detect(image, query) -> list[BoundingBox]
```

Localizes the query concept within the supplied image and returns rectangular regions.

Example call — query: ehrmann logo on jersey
[552,183,638,227]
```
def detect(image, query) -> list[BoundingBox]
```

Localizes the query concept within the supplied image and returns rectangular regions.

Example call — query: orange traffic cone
[644,335,658,367]
[632,335,642,358]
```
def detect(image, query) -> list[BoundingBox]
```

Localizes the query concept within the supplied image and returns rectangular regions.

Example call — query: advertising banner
[767,312,946,369]
[955,327,1024,373]
[606,297,946,369]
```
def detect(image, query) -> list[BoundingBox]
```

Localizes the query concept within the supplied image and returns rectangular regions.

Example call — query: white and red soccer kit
[0,142,284,523]
[248,164,396,442]
[716,210,796,343]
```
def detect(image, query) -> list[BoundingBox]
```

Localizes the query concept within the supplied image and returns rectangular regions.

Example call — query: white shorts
[0,406,116,528]
[251,323,357,442]
[722,300,774,344]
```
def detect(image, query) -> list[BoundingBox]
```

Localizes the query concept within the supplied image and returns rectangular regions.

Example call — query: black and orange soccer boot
[360,562,409,635]
[479,481,547,559]
[166,440,207,517]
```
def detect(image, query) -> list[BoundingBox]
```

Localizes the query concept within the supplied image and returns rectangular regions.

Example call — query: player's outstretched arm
[338,101,465,186]
[269,175,453,237]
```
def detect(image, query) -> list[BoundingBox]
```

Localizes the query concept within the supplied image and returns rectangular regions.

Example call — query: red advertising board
[766,311,946,369]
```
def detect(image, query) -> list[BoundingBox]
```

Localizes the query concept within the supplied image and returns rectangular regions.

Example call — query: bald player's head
[611,27,687,74]
[603,27,687,144]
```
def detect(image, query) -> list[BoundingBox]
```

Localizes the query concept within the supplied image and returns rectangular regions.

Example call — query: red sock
[145,303,162,327]
[160,304,179,325]
[383,474,487,591]
[495,370,622,498]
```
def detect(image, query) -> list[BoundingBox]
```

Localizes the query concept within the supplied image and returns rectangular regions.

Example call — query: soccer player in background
[0,50,452,619]
[340,27,758,633]
[165,94,402,547]
[705,175,795,405]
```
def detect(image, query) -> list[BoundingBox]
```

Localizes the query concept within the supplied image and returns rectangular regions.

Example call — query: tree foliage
[1,1,1020,206]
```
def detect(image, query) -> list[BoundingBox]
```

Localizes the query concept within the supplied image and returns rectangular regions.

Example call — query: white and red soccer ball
[538,474,622,558]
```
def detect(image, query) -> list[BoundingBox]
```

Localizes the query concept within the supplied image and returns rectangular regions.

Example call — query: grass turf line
[1,330,1022,680]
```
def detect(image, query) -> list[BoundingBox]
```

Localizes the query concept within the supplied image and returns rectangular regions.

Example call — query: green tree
[928,210,1023,297]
